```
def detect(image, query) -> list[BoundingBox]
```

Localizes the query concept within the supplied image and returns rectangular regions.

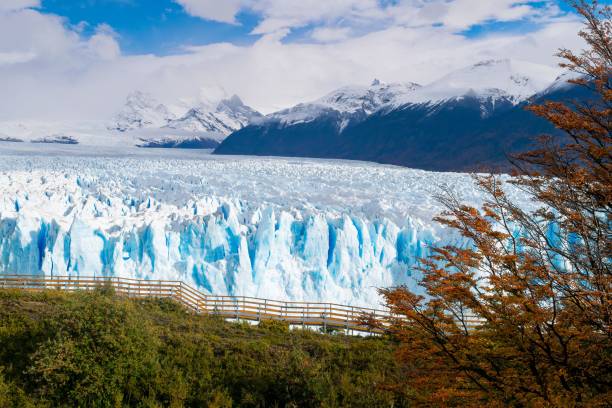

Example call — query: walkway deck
[0,275,389,334]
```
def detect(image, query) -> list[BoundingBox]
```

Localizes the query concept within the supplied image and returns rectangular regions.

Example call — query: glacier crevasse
[1,199,437,307]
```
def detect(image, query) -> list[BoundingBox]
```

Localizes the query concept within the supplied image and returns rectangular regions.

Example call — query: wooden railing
[0,275,390,334]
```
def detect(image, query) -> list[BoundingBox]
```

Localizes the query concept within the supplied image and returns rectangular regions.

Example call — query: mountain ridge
[108,91,262,146]
[214,59,586,171]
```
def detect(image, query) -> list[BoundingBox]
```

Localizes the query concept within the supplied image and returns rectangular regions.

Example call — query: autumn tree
[380,1,611,406]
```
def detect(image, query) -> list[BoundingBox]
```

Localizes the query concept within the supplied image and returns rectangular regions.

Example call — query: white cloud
[0,1,584,122]
[311,27,352,42]
[0,51,37,66]
[174,0,244,23]
[391,0,553,30]
[0,9,120,66]
[175,0,564,37]
[0,0,39,12]
[0,7,121,120]
[87,24,121,60]
[175,0,385,32]
[249,0,385,35]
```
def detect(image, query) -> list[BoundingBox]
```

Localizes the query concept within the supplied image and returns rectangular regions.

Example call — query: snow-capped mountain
[268,80,420,131]
[109,92,262,144]
[108,91,176,132]
[221,58,556,132]
[215,59,585,171]
[392,59,559,107]
[0,91,262,149]
[534,70,584,97]
[166,95,262,141]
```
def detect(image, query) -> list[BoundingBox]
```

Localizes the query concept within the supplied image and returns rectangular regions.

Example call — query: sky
[0,0,599,120]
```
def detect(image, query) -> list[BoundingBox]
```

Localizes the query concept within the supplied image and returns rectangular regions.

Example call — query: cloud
[311,27,353,43]
[87,24,121,60]
[174,0,384,31]
[0,7,121,120]
[0,51,37,66]
[175,0,564,38]
[0,0,40,12]
[0,1,584,122]
[174,0,244,24]
[249,0,385,35]
[391,0,558,30]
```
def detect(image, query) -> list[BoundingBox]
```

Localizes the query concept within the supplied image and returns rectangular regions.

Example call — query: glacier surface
[0,145,528,307]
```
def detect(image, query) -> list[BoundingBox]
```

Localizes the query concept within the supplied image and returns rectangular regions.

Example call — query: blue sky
[39,0,261,55]
[36,0,585,55]
[0,0,597,119]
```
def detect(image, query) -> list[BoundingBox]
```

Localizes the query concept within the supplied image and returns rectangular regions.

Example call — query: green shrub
[257,318,289,333]
[0,289,408,407]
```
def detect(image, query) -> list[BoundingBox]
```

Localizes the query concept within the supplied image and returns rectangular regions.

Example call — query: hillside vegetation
[0,288,408,407]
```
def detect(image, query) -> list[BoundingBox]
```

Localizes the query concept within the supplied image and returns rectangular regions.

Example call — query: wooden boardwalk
[0,275,390,334]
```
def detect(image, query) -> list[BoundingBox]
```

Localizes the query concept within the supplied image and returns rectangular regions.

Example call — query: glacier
[0,145,529,307]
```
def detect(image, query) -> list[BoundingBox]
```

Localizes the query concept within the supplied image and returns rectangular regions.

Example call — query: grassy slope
[0,288,409,407]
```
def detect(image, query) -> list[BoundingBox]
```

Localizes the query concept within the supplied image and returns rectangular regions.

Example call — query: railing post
[346,307,350,334]
[323,313,327,333]
[212,297,219,316]
[371,310,376,336]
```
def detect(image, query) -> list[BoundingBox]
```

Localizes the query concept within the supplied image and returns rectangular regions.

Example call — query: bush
[0,289,408,407]
[257,318,289,333]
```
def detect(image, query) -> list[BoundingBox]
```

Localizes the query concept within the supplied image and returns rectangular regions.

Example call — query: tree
[380,1,611,406]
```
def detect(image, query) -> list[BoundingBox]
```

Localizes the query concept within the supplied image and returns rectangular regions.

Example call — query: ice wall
[0,153,505,308]
[1,197,438,307]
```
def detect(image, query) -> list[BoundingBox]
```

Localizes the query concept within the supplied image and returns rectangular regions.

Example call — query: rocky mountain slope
[215,59,587,171]
[108,92,262,148]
